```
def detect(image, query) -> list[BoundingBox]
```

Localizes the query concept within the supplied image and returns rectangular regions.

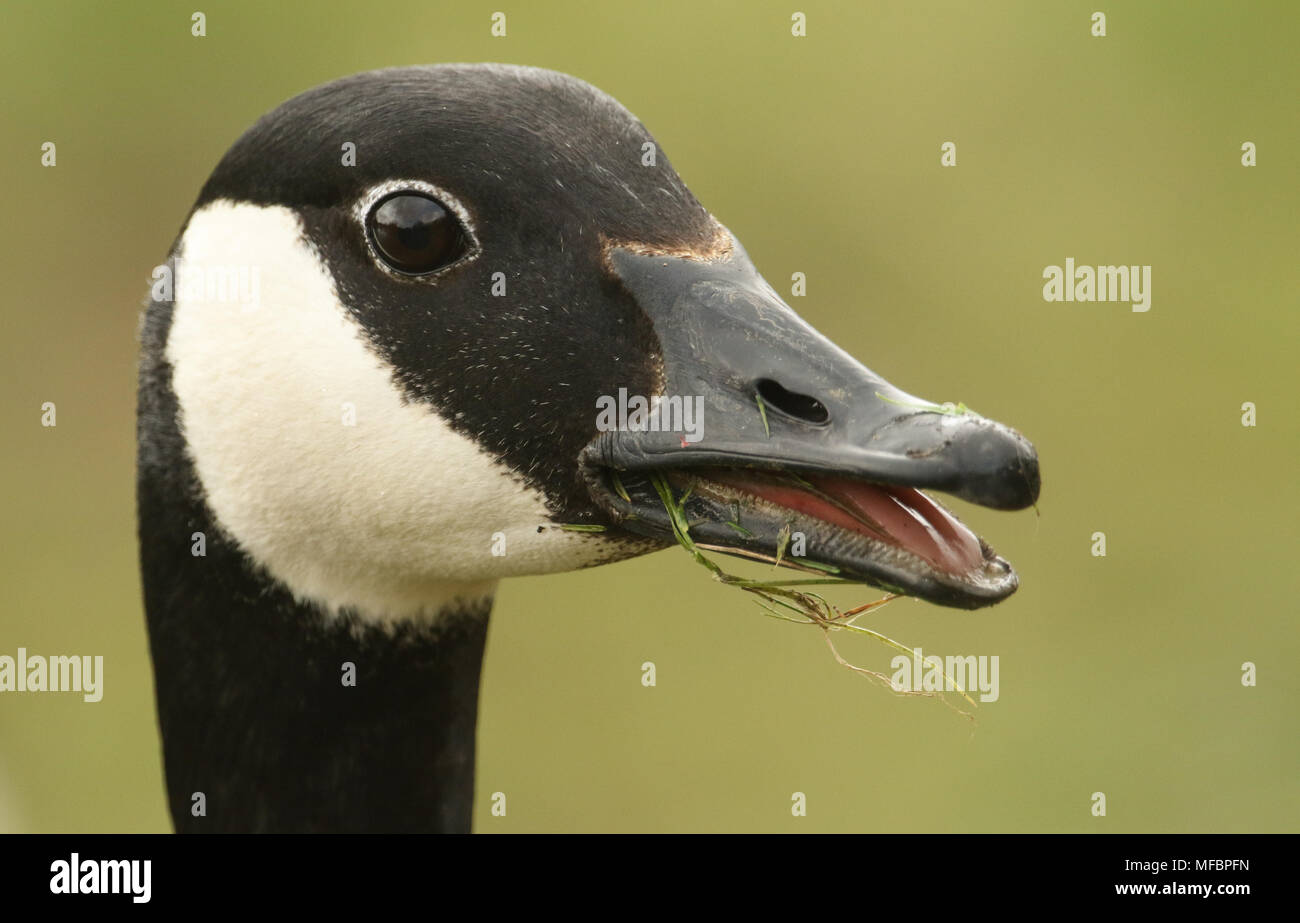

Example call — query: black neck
[138,329,489,833]
[143,557,490,833]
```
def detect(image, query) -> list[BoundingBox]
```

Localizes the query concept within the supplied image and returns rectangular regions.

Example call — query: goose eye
[367,193,469,274]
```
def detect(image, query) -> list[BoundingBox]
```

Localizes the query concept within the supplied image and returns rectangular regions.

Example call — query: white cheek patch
[166,200,625,623]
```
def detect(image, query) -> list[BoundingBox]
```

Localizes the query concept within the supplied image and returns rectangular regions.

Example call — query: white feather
[166,200,628,623]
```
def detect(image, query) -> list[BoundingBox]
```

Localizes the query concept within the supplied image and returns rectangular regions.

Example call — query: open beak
[580,240,1041,609]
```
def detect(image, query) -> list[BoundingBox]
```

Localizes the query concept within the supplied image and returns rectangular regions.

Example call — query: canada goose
[138,63,1039,832]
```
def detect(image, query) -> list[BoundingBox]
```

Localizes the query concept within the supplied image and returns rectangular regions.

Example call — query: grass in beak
[774,523,791,569]
[771,471,890,537]
[722,501,755,538]
[875,391,977,417]
[755,392,771,437]
[724,520,754,538]
[791,558,842,574]
[648,472,977,717]
[558,523,608,532]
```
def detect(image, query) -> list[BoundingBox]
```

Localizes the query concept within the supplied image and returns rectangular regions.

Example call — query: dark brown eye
[367,193,469,274]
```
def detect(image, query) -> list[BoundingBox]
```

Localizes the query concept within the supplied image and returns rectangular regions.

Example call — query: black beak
[581,240,1041,609]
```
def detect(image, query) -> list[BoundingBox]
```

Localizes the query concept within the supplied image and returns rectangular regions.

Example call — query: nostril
[755,378,831,426]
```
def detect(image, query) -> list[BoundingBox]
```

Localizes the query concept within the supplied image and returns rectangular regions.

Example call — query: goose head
[138,63,1039,832]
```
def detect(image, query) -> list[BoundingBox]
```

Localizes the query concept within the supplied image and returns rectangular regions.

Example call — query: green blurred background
[2,0,1296,832]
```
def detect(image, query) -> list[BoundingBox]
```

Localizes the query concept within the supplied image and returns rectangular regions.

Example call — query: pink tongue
[714,473,984,575]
